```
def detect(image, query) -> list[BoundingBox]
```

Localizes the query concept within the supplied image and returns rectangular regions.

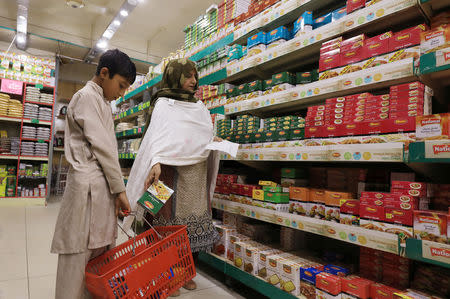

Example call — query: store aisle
[0,199,245,299]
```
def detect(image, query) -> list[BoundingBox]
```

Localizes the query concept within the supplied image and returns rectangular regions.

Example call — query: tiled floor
[0,199,246,299]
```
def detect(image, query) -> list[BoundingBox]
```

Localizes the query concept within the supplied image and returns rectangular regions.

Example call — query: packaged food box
[305,126,324,138]
[279,259,303,295]
[263,78,274,92]
[310,189,326,203]
[259,180,278,187]
[262,185,283,193]
[324,265,349,277]
[252,188,264,201]
[243,245,270,276]
[257,249,283,279]
[301,267,322,285]
[290,201,312,216]
[420,25,450,54]
[360,204,385,221]
[281,168,305,179]
[272,71,294,85]
[341,44,366,66]
[311,202,326,219]
[266,254,292,287]
[360,191,390,199]
[293,11,313,35]
[416,113,450,139]
[370,283,399,299]
[325,191,354,206]
[296,70,318,84]
[313,12,332,29]
[390,24,427,52]
[265,191,289,203]
[414,211,448,244]
[227,234,250,262]
[391,181,426,191]
[385,207,413,226]
[346,0,366,14]
[317,272,342,296]
[248,80,262,92]
[325,205,340,222]
[384,198,418,211]
[213,225,237,257]
[138,181,174,216]
[332,6,347,22]
[319,49,341,72]
[391,188,426,198]
[390,81,425,92]
[341,276,372,299]
[267,26,290,44]
[234,241,258,270]
[390,88,426,99]
[360,197,385,206]
[247,31,267,49]
[363,32,392,58]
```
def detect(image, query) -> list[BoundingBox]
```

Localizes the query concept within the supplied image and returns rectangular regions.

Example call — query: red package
[389,89,425,99]
[341,276,372,299]
[343,123,363,136]
[391,181,427,191]
[222,185,231,194]
[390,96,425,105]
[389,110,423,119]
[231,183,241,194]
[326,97,346,104]
[366,101,390,109]
[361,192,390,199]
[346,92,372,100]
[370,283,400,299]
[361,119,390,135]
[346,0,366,14]
[365,107,390,114]
[364,32,392,58]
[390,24,427,51]
[390,81,424,92]
[322,37,343,49]
[316,273,342,295]
[341,45,366,65]
[308,105,326,112]
[341,34,366,51]
[385,207,413,226]
[305,126,325,138]
[215,185,223,194]
[319,49,341,72]
[360,204,385,221]
[360,197,384,206]
[384,199,418,211]
[389,103,423,112]
[365,114,389,122]
[391,188,426,197]
[388,117,416,132]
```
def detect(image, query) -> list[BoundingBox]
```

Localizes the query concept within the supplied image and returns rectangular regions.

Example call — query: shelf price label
[138,127,142,133]
[37,140,45,143]
[35,84,44,89]
[133,128,137,134]
[31,119,39,124]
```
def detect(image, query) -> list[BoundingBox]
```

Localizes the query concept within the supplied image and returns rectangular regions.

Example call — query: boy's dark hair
[96,49,136,84]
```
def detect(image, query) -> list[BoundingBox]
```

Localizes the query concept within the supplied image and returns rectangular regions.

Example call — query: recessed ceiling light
[113,20,121,26]
[97,40,108,49]
[103,29,115,39]
[16,34,26,44]
[18,15,26,21]
[120,10,128,17]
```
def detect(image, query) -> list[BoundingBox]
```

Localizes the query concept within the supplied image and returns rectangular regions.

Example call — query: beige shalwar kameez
[51,81,125,299]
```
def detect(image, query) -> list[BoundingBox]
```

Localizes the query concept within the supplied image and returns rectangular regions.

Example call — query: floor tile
[27,251,58,278]
[0,207,26,255]
[28,275,55,299]
[0,278,28,299]
[179,285,244,299]
[0,252,28,282]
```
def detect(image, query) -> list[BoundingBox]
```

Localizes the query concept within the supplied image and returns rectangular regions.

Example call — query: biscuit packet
[137,181,174,215]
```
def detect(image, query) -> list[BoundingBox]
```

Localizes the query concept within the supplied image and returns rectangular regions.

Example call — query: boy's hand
[145,163,161,190]
[115,191,131,217]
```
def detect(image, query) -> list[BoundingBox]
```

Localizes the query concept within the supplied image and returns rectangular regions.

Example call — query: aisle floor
[0,198,246,299]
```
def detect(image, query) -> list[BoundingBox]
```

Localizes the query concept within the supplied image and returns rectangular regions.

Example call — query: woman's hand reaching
[213,136,223,142]
[145,163,161,190]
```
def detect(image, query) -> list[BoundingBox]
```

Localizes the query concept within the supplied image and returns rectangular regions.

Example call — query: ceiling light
[127,0,138,5]
[113,20,121,26]
[137,0,145,3]
[120,10,128,17]
[97,40,108,49]
[18,15,26,21]
[103,29,115,39]
[16,34,26,44]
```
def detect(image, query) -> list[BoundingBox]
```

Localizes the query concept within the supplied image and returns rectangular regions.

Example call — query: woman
[124,58,220,296]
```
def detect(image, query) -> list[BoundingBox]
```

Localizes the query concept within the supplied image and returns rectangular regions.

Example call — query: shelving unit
[0,79,55,206]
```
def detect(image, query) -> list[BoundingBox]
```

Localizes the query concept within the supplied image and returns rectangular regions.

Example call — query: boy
[51,49,135,298]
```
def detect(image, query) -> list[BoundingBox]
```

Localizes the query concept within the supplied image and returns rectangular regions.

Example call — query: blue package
[300,267,322,285]
[293,11,313,35]
[266,26,290,44]
[227,45,243,62]
[324,264,349,276]
[313,12,332,29]
[247,31,266,49]
[332,6,347,22]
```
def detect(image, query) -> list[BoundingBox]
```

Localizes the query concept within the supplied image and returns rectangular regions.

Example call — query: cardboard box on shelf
[360,204,385,221]
[413,211,448,244]
[363,32,392,58]
[213,225,237,257]
[316,273,342,298]
[319,49,341,72]
[385,207,413,226]
[341,276,372,299]
[347,0,366,15]
[420,25,450,54]
[370,283,400,299]
[416,113,450,139]
[390,24,427,52]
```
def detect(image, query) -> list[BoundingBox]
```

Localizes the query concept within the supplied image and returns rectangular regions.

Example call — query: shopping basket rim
[86,224,189,278]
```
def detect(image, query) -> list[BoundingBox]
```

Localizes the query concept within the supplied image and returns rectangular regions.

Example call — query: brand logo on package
[430,247,450,258]
[445,52,450,61]
[433,144,450,155]
[1,79,23,95]
[421,118,440,125]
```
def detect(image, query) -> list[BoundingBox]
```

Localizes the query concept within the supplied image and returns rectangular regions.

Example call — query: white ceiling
[0,0,220,71]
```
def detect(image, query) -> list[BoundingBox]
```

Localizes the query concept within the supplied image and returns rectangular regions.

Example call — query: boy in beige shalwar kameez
[51,49,135,299]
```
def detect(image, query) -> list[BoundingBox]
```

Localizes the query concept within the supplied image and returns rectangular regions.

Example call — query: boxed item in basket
[413,211,448,244]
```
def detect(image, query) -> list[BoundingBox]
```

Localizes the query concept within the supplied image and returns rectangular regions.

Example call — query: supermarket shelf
[114,102,152,122]
[225,59,416,116]
[0,155,19,160]
[25,100,54,107]
[198,68,227,86]
[22,118,52,126]
[116,74,162,105]
[419,0,450,20]
[119,153,137,160]
[19,156,49,161]
[190,34,234,62]
[212,198,400,254]
[53,147,64,152]
[221,143,405,163]
[116,126,145,138]
[0,197,46,206]
[220,0,422,85]
[0,116,22,123]
[232,0,338,46]
[405,238,450,269]
[418,52,450,105]
[198,252,299,299]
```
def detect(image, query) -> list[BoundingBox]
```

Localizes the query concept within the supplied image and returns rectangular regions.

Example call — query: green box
[264,131,276,142]
[248,80,263,92]
[274,129,290,141]
[262,186,283,192]
[138,182,173,216]
[234,134,244,143]
[263,79,274,91]
[254,132,264,143]
[264,192,289,203]
[281,168,306,179]
[276,125,291,131]
[272,72,295,85]
[290,128,305,140]
[296,69,318,84]
[290,123,305,129]
[226,87,237,97]
[236,83,249,95]
[243,133,255,143]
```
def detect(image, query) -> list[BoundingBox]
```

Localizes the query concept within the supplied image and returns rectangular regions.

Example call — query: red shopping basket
[85,225,195,299]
